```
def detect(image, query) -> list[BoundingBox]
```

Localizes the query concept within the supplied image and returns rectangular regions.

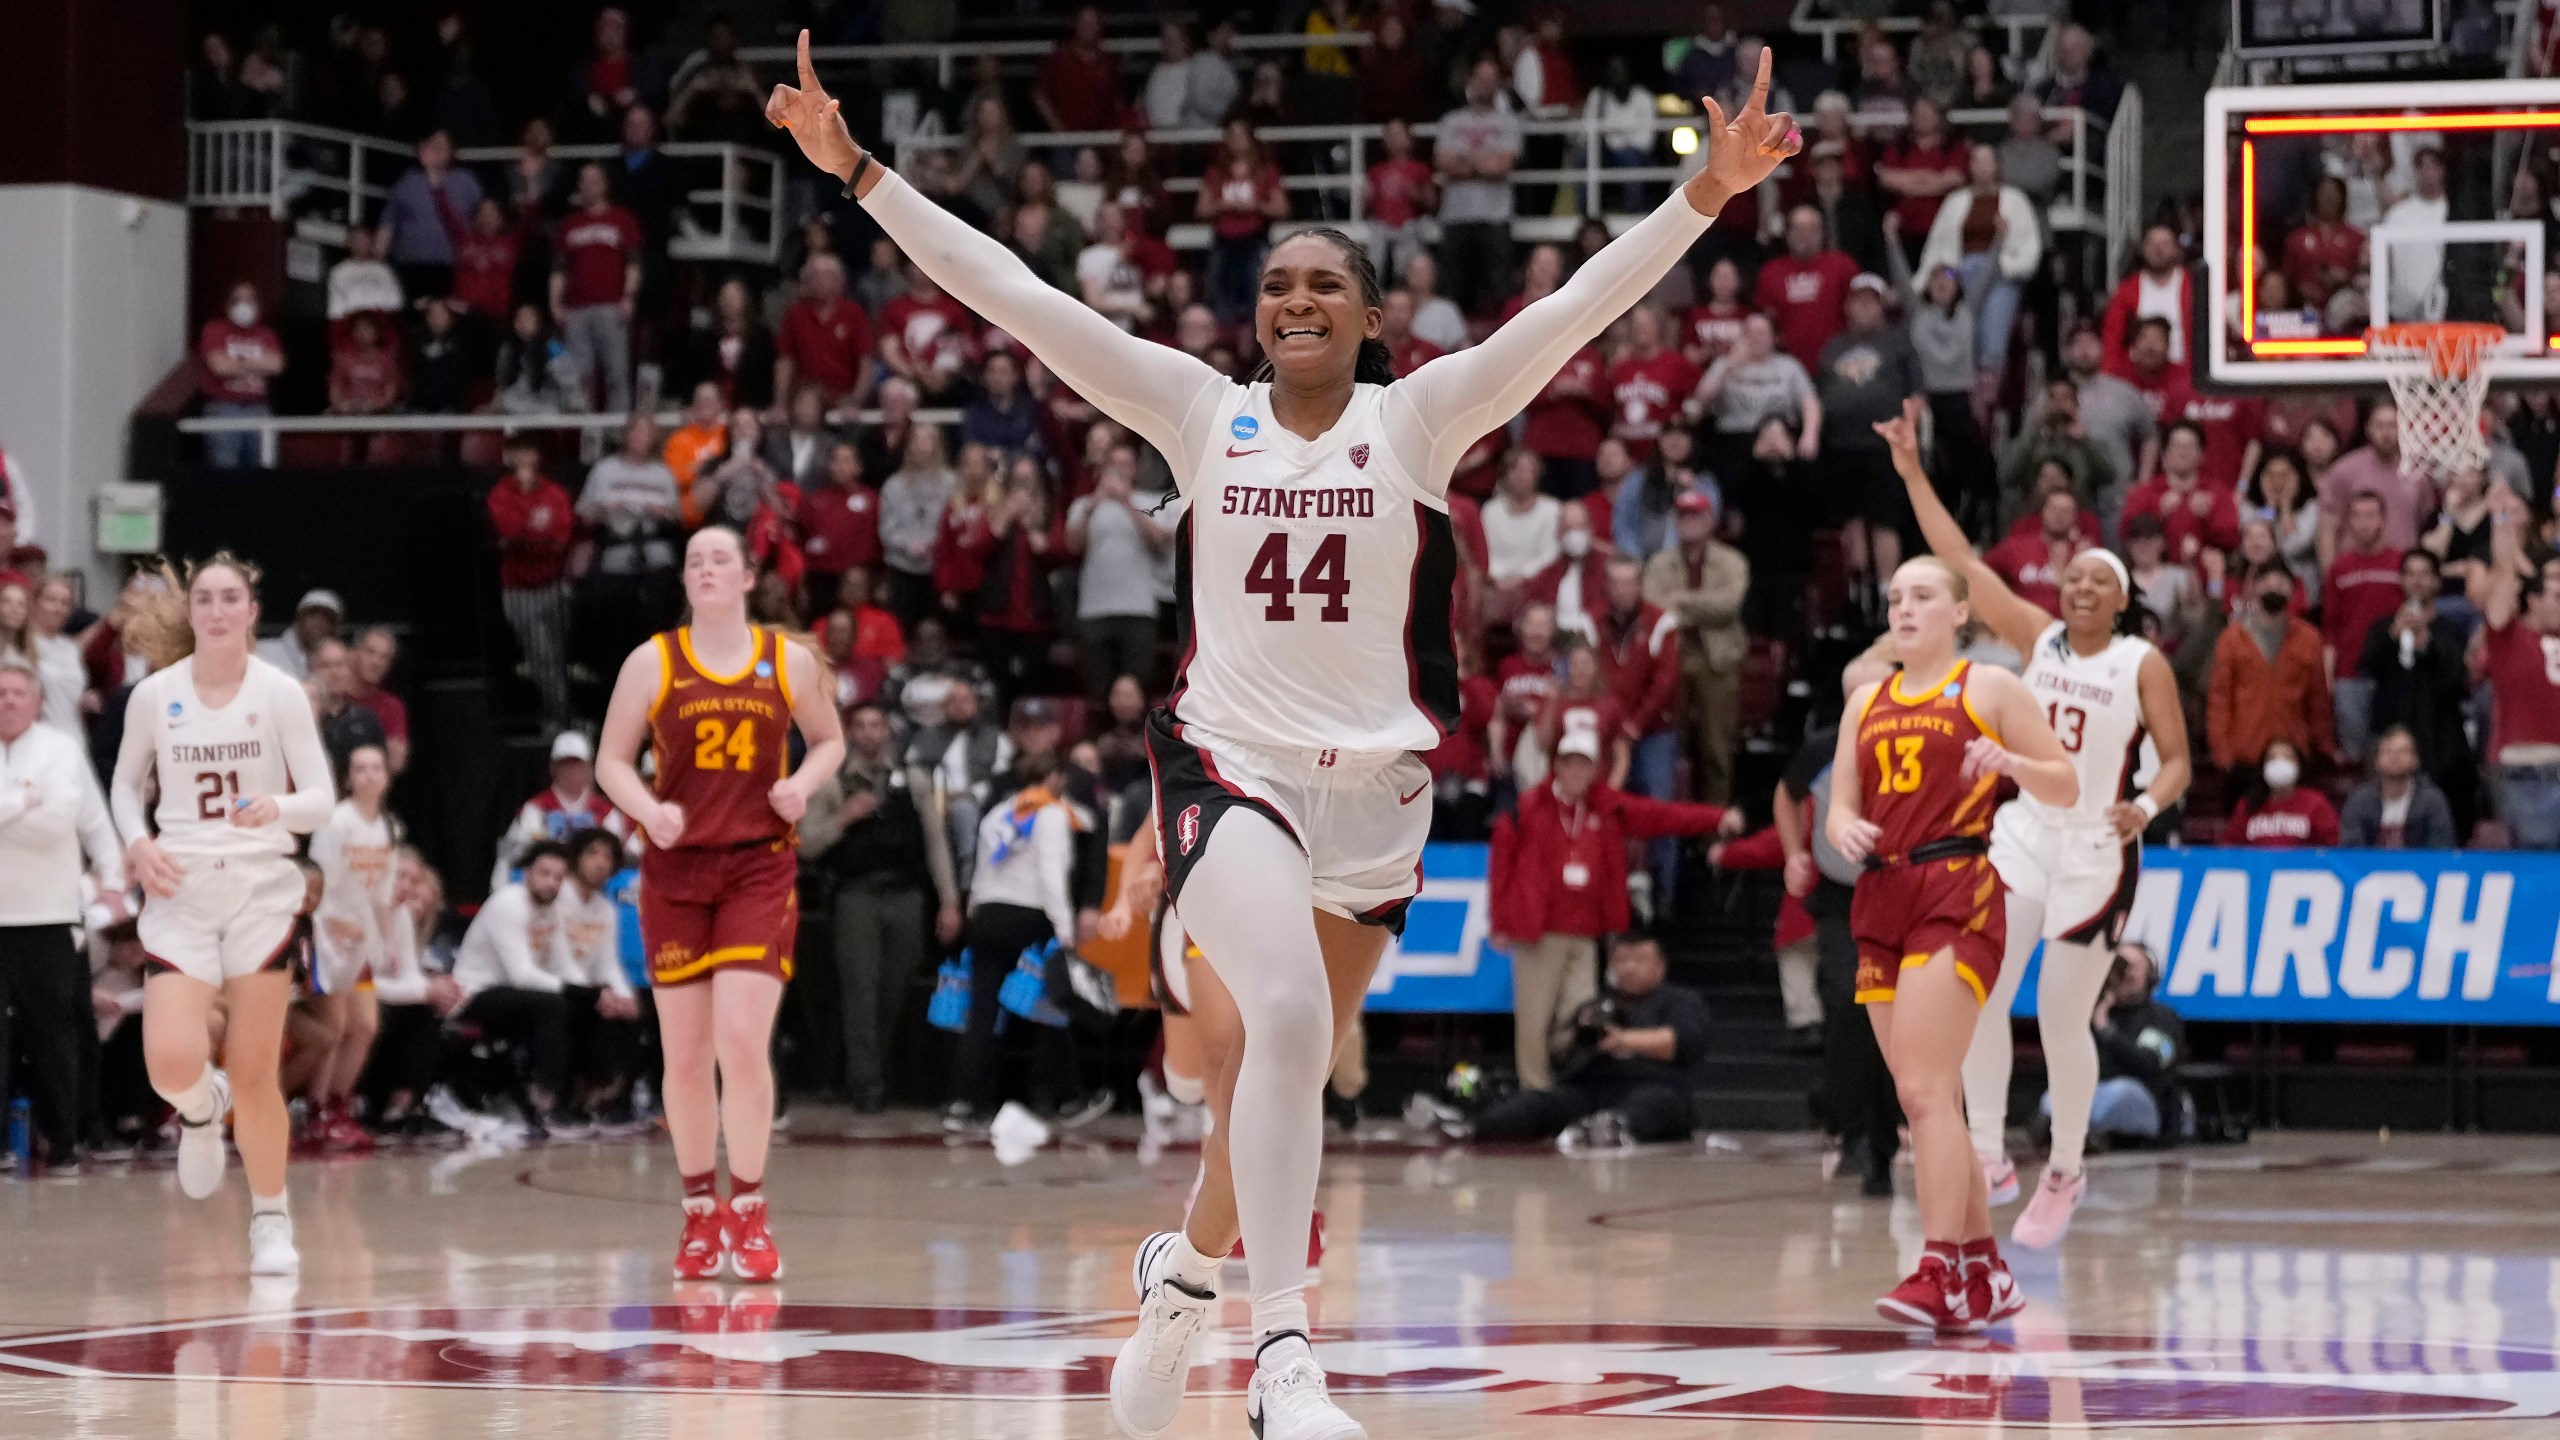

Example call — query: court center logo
[7,1307,2558,1427]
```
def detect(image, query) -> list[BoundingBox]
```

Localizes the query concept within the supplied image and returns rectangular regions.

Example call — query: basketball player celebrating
[595,528,843,1282]
[1879,402,2191,1247]
[111,555,338,1275]
[1825,558,2076,1329]
[769,34,1796,1438]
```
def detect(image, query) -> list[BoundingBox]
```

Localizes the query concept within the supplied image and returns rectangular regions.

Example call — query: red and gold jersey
[646,625,797,851]
[1852,661,2004,863]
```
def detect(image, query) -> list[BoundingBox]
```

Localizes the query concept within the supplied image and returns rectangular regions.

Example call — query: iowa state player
[767,35,1797,1440]
[595,527,842,1282]
[1825,559,2075,1331]
[1880,399,2192,1249]
[111,554,337,1276]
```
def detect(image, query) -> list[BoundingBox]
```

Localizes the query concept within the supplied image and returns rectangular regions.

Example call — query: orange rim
[2365,322,2510,378]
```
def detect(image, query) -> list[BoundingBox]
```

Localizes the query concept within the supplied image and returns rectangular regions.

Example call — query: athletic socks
[1257,1330,1314,1369]
[682,1170,719,1215]
[1957,1237,1997,1276]
[1166,1232,1225,1293]
[252,1190,289,1218]
[1252,1287,1311,1346]
[729,1176,765,1213]
[165,1069,223,1126]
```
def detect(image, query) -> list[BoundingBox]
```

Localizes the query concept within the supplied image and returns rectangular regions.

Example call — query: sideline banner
[1364,845,2560,1024]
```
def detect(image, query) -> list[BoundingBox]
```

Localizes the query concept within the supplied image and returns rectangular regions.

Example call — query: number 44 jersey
[1167,383,1461,756]
[645,625,797,851]
[2014,621,2154,829]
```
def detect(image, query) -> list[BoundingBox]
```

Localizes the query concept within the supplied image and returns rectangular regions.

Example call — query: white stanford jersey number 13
[1166,384,1459,755]
[2018,622,2154,827]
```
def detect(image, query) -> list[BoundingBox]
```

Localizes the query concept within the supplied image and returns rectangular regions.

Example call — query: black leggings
[951,903,1082,1115]
[1471,1075,1696,1144]
[457,986,569,1100]
[362,1002,446,1114]
[0,925,92,1161]
[1811,880,1901,1172]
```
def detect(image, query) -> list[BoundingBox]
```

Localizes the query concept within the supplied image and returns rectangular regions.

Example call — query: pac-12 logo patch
[1231,415,1259,441]
[1348,443,1370,469]
[1176,804,1203,855]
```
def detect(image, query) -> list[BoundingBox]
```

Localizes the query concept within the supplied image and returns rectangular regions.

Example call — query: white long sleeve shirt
[111,657,335,858]
[967,797,1076,945]
[308,799,402,995]
[0,722,123,926]
[451,882,566,997]
[554,883,631,998]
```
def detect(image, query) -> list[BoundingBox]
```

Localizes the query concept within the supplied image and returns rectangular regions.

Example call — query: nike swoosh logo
[1225,445,1266,458]
[1399,781,1429,805]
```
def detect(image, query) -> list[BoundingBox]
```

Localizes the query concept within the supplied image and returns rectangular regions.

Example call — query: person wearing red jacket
[1592,554,1685,902]
[1487,727,1738,1092]
[793,439,883,617]
[2100,225,2195,380]
[2120,422,2239,565]
[487,435,577,726]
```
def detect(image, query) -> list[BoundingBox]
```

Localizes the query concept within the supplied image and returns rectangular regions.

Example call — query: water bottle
[6,1098,30,1174]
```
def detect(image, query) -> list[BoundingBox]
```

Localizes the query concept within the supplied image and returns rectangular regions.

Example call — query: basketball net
[2365,322,2506,478]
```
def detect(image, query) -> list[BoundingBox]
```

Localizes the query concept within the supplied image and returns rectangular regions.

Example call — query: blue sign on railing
[1371,844,2560,1025]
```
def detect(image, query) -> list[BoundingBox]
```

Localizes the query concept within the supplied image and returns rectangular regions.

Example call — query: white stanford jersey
[1167,383,1459,755]
[2016,622,2154,827]
[120,657,331,860]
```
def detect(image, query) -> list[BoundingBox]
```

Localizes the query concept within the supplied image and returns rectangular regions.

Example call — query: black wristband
[841,151,875,198]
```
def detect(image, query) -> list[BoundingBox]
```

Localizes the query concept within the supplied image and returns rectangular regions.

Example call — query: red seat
[276,433,357,468]
[457,429,507,467]
[364,430,441,466]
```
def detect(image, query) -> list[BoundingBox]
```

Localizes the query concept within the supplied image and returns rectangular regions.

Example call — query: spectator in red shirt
[2282,175,2365,310]
[1593,552,1681,809]
[486,436,576,726]
[1425,645,1502,837]
[1537,643,1629,786]
[2323,490,2404,759]
[1490,604,1563,790]
[2102,225,2196,379]
[1524,335,1609,496]
[2167,382,2267,494]
[1197,119,1289,324]
[2225,740,2340,847]
[327,313,403,415]
[795,439,883,616]
[880,261,978,401]
[817,564,907,667]
[1876,96,1967,268]
[2122,421,2241,565]
[349,626,412,774]
[1379,289,1446,379]
[550,162,642,412]
[775,252,877,408]
[1984,488,2091,616]
[451,196,521,337]
[1365,117,1435,285]
[1034,4,1125,133]
[198,282,286,469]
[1605,307,1700,465]
[572,6,660,140]
[973,458,1063,701]
[2119,315,2180,425]
[1486,727,1735,1090]
[1754,206,1860,368]
[1680,256,1752,370]
[2479,490,2560,847]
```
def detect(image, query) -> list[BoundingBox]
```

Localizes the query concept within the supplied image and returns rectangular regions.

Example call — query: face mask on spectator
[2262,755,2299,790]
[2257,590,2288,615]
[1560,528,1591,559]
[229,299,257,326]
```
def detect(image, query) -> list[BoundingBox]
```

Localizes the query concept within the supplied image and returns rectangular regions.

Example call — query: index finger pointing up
[798,29,819,93]
[1743,46,1772,121]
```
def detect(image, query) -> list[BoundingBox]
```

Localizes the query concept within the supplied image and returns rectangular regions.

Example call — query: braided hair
[1248,227,1399,387]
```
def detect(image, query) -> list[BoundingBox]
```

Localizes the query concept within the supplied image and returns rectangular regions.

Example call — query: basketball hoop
[2365,321,2507,478]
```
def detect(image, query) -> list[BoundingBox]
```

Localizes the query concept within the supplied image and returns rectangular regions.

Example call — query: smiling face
[2058,551,2129,632]
[682,527,754,613]
[1256,233,1380,390]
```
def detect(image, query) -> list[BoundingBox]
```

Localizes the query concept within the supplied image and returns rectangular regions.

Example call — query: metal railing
[2104,84,2143,282]
[739,29,1370,89]
[175,406,961,470]
[186,121,784,265]
[896,101,2125,246]
[1785,0,2054,65]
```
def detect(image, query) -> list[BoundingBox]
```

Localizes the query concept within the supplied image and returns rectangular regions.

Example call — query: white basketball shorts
[1988,806,2139,946]
[139,853,307,987]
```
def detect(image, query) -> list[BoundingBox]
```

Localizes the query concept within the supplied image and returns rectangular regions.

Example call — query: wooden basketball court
[3,1119,2558,1437]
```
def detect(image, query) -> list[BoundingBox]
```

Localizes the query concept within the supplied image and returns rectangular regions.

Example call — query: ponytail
[123,550,265,671]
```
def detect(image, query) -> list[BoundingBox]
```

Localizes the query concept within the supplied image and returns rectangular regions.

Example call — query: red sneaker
[1876,1256,1974,1331]
[673,1201,730,1281]
[1970,1253,2027,1325]
[727,1199,784,1282]
[322,1105,375,1154]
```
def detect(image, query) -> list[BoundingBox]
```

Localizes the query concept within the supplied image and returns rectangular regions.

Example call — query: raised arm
[767,34,1226,487]
[1385,51,1798,493]
[1877,396,2051,653]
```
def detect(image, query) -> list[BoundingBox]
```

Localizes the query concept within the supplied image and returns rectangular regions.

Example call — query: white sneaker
[176,1069,233,1200]
[1246,1339,1366,1440]
[248,1212,300,1275]
[1109,1232,1215,1439]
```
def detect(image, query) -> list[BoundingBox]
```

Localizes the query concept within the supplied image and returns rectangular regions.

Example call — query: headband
[2074,546,2132,595]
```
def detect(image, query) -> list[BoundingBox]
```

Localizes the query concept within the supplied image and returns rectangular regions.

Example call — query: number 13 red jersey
[646,626,796,851]
[1852,661,2004,863]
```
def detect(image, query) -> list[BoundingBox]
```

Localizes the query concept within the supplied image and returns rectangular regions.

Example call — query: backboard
[2204,78,2560,387]
[2229,0,2442,61]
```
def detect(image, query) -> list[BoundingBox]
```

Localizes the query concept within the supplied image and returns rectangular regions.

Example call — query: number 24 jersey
[1168,383,1460,756]
[646,626,797,851]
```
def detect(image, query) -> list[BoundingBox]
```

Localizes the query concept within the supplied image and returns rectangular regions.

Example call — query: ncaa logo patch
[755,661,774,678]
[1348,443,1370,469]
[1177,804,1202,856]
[167,702,183,718]
[1231,415,1259,441]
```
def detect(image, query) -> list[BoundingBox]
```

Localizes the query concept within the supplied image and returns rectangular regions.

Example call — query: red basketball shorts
[1849,852,2005,1006]
[638,840,799,987]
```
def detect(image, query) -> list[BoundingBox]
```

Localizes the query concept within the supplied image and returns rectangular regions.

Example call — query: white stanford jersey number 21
[1166,384,1459,755]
